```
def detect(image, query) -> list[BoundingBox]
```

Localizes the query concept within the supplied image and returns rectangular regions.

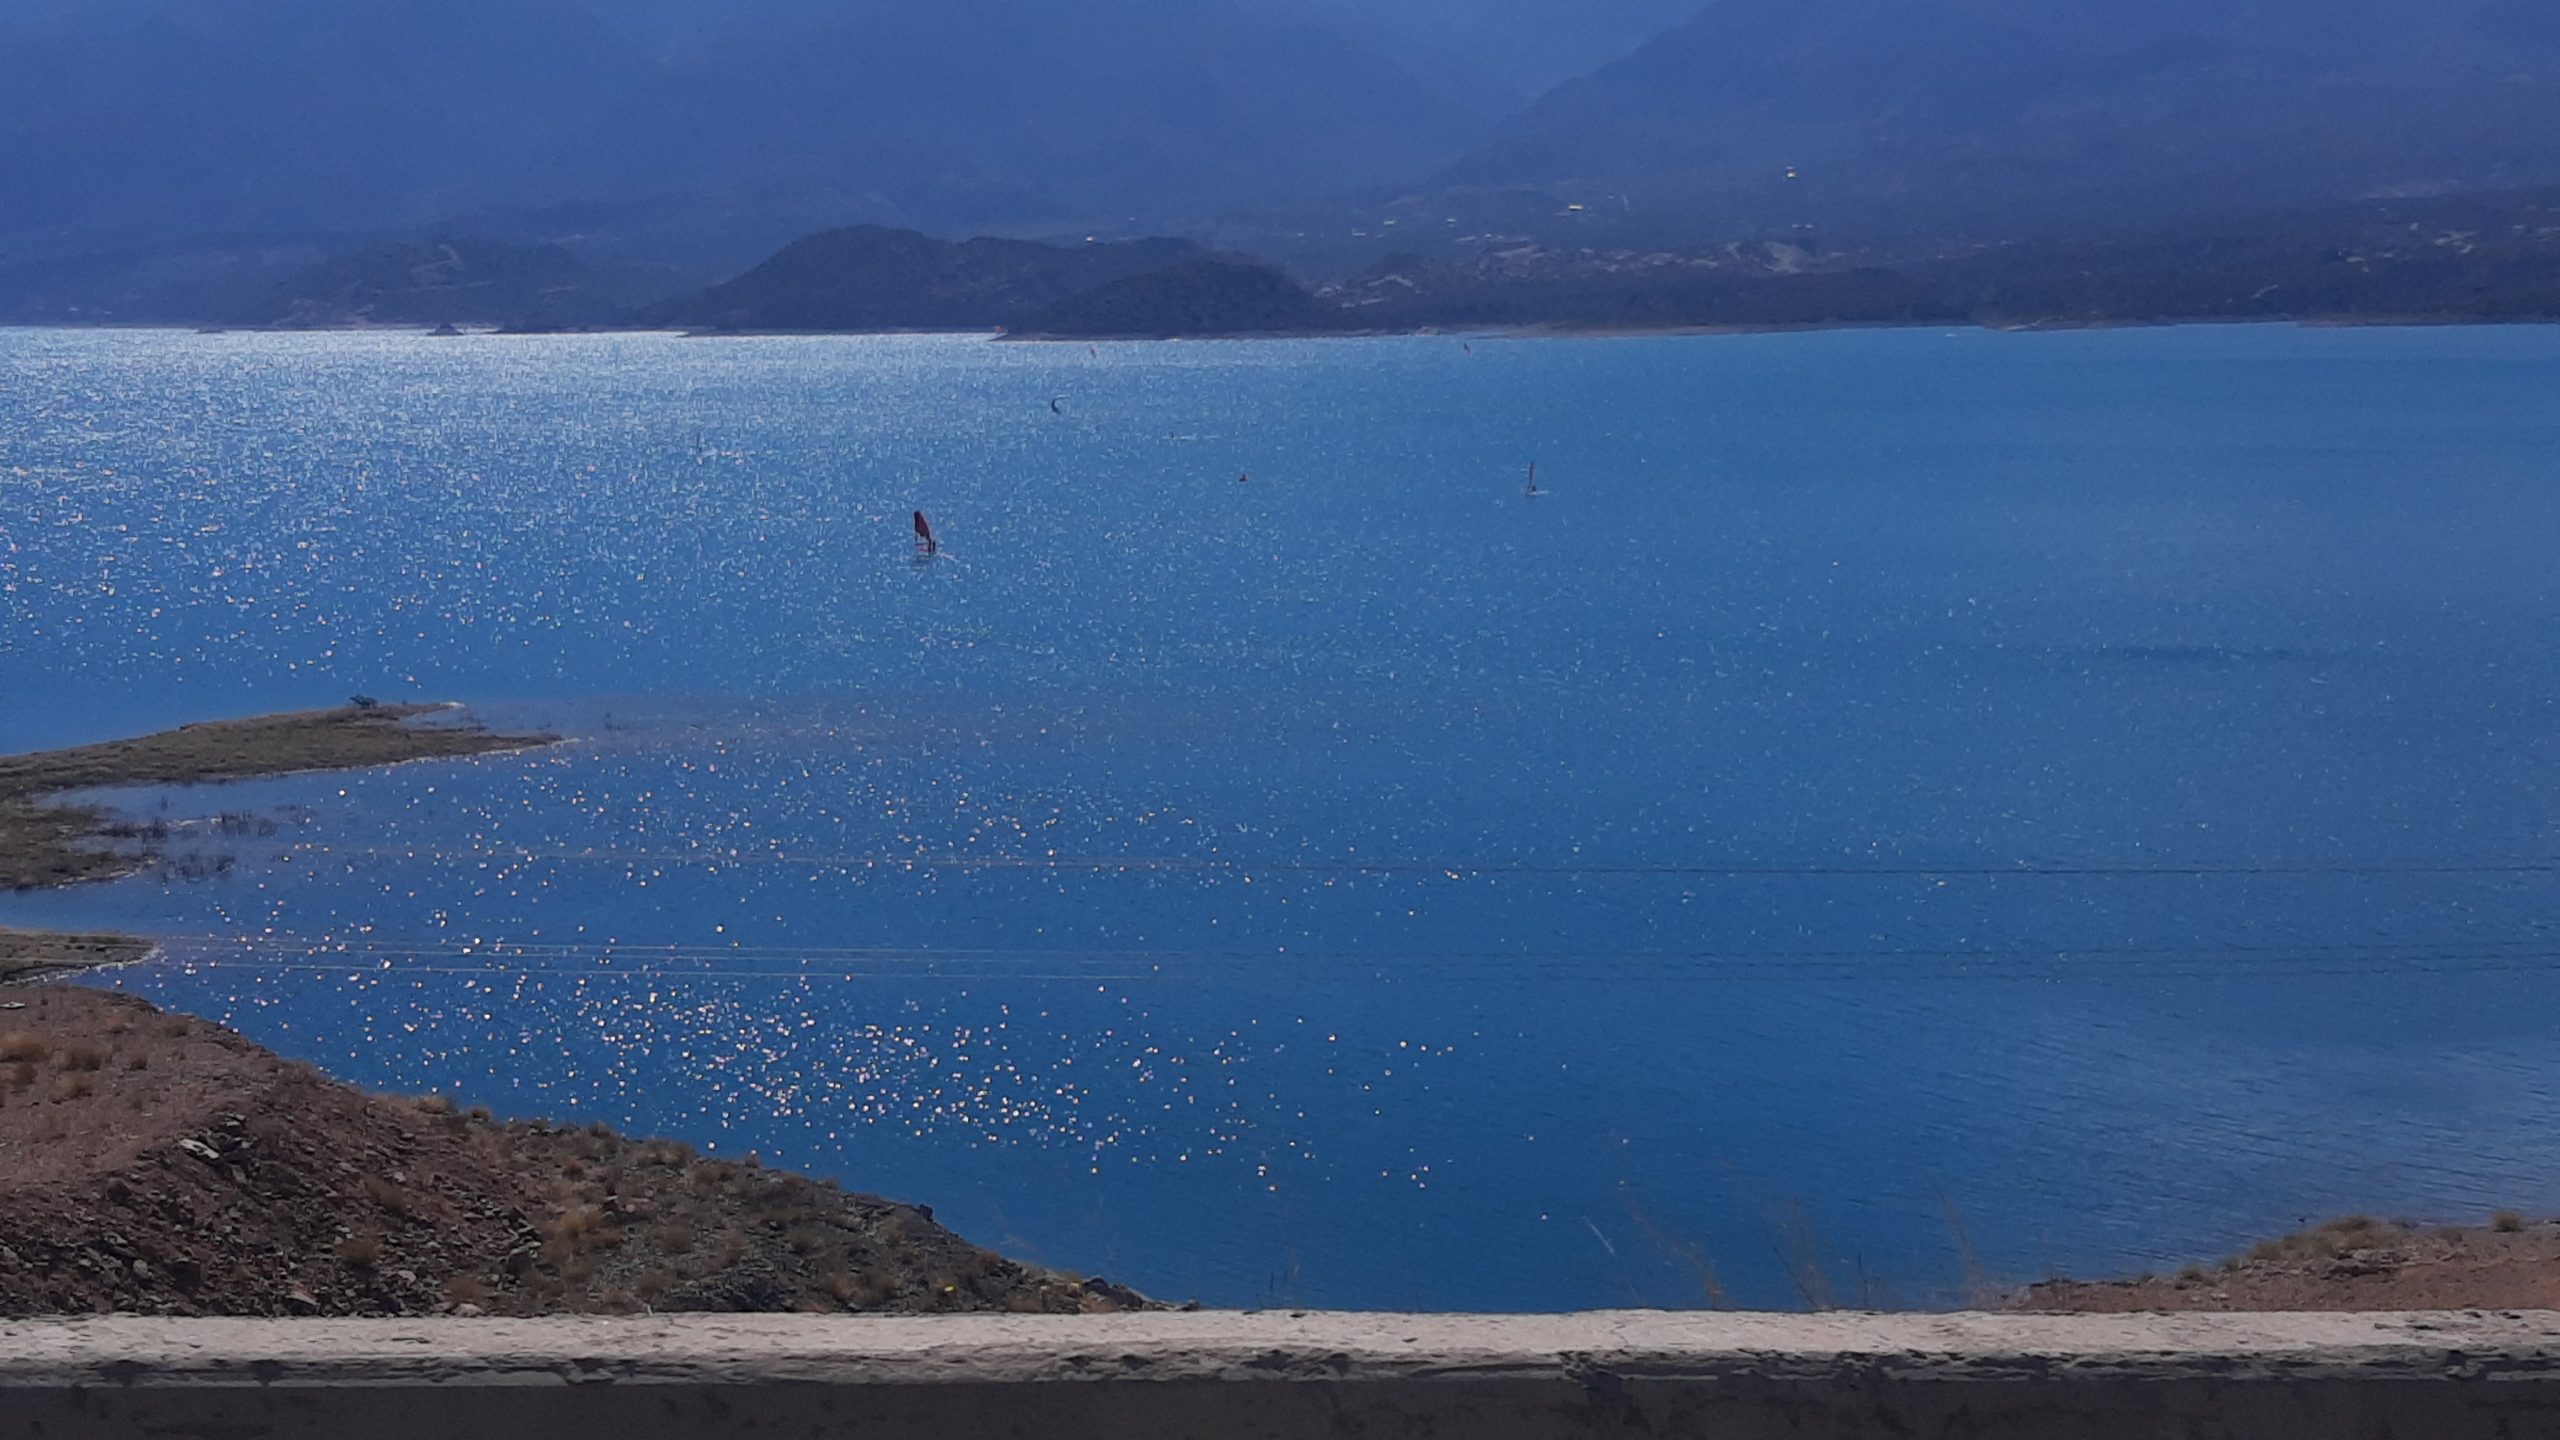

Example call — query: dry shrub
[443,1273,491,1306]
[0,1032,50,1064]
[467,1105,493,1122]
[2494,1210,2527,1233]
[57,1073,97,1101]
[338,1232,383,1268]
[5,1062,34,1091]
[650,1222,697,1254]
[125,1053,150,1072]
[549,1204,612,1244]
[55,1044,108,1073]
[416,1094,455,1116]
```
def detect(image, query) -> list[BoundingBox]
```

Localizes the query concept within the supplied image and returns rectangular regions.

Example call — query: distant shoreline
[15,311,2560,343]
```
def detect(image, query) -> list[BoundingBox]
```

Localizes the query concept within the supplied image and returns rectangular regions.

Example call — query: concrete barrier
[6,1310,2560,1439]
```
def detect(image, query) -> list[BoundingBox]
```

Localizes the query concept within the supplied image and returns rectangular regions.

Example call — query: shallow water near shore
[7,323,2560,1309]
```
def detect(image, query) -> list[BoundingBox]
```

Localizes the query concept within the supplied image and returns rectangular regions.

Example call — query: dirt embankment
[2020,1214,2560,1313]
[0,986,1146,1318]
[0,931,153,986]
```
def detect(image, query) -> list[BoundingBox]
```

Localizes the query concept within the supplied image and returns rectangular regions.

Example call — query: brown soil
[2018,1214,2560,1312]
[0,703,552,894]
[0,986,1148,1318]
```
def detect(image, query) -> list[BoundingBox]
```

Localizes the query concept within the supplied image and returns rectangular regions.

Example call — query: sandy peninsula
[0,704,554,979]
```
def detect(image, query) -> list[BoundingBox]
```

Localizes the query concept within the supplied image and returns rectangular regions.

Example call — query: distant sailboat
[1050,395,1065,414]
[1524,462,1542,497]
[913,510,940,555]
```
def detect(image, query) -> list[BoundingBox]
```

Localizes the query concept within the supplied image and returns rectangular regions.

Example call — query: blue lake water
[6,323,2560,1309]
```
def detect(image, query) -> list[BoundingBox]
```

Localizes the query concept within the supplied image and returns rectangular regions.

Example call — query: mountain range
[8,0,2560,324]
[1428,0,2560,242]
[0,0,1533,274]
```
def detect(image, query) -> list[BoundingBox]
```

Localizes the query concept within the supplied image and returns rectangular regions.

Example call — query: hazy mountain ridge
[1434,0,2560,242]
[530,0,1481,236]
[0,0,1502,271]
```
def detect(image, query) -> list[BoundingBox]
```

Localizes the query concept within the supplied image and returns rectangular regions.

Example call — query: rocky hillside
[1019,258,1334,336]
[0,986,1148,1318]
[239,237,679,330]
[2022,1214,2560,1313]
[637,225,1214,331]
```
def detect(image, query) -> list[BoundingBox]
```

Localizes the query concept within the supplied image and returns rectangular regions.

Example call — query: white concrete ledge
[6,1310,2560,1439]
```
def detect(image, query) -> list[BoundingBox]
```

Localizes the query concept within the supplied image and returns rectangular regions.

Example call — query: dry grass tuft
[0,1031,51,1064]
[361,1173,414,1216]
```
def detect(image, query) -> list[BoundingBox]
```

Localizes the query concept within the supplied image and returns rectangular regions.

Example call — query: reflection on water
[6,324,2560,1308]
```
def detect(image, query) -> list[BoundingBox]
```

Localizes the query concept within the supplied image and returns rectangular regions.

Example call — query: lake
[5,323,2560,1310]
